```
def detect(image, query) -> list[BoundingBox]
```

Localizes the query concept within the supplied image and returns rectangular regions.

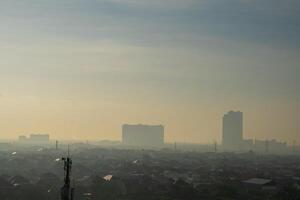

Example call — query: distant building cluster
[122,124,164,147]
[19,134,50,143]
[222,111,287,153]
[242,139,287,153]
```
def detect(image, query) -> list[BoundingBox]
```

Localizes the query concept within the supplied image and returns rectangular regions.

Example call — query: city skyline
[3,110,294,146]
[0,0,299,143]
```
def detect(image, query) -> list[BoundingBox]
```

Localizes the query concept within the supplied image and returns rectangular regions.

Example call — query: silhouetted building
[254,139,287,153]
[18,135,27,142]
[18,134,50,143]
[30,134,49,142]
[122,124,164,147]
[222,111,243,151]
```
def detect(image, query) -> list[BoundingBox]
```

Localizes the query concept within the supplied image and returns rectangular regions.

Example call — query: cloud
[106,0,203,9]
[0,0,299,50]
[105,0,300,15]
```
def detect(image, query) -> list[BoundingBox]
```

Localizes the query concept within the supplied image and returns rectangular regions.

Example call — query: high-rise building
[18,134,50,143]
[222,111,243,150]
[29,134,50,142]
[122,124,164,147]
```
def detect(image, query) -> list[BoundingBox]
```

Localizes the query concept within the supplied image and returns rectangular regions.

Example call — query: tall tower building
[122,124,164,147]
[222,111,243,151]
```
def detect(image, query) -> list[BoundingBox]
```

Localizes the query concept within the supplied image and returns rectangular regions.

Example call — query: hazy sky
[0,0,299,143]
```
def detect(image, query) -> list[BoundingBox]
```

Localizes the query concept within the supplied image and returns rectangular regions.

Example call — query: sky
[0,0,299,143]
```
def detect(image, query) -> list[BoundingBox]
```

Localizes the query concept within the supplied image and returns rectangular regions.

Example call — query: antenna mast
[214,140,217,153]
[61,145,74,200]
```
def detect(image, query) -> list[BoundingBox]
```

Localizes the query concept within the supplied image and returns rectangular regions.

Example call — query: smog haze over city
[0,0,299,144]
[1,1,300,200]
